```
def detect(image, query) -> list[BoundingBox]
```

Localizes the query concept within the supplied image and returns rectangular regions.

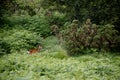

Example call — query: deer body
[27,45,42,54]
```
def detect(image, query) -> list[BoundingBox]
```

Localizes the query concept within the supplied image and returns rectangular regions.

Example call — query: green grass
[0,51,120,80]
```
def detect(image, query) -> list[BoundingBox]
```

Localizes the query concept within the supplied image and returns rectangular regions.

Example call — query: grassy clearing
[0,50,120,80]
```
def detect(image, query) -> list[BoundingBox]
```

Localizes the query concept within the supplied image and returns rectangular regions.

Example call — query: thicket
[0,27,43,55]
[0,0,120,56]
[41,0,120,32]
[63,19,120,55]
[0,13,67,55]
[5,15,50,37]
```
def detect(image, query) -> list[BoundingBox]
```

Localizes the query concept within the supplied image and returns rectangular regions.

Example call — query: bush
[45,10,68,36]
[0,27,43,53]
[63,19,120,55]
[23,15,51,37]
[0,39,11,55]
[7,14,51,37]
[46,11,67,27]
[4,11,68,38]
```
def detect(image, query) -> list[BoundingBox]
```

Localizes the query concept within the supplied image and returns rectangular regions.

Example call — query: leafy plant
[7,14,51,37]
[62,19,120,55]
[0,27,43,53]
[0,39,11,55]
[23,15,51,37]
[0,52,120,80]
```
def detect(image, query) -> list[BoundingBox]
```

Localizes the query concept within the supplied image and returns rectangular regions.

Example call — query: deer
[27,45,42,54]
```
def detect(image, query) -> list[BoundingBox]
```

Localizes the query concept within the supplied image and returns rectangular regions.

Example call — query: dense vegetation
[0,0,120,80]
[62,19,120,55]
[0,51,120,80]
[0,37,120,80]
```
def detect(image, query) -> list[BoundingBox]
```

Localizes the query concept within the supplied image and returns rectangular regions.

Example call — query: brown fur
[27,45,42,54]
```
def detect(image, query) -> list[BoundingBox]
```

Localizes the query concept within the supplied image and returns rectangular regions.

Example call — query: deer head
[27,45,42,54]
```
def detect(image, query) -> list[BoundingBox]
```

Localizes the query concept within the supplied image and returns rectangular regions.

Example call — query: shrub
[63,19,120,55]
[0,27,43,53]
[7,15,30,27]
[7,14,51,37]
[5,11,67,38]
[23,15,51,37]
[46,11,67,27]
[0,39,11,55]
[45,10,68,36]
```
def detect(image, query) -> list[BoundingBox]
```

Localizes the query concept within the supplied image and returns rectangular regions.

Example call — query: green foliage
[41,0,120,32]
[7,15,51,37]
[97,24,120,51]
[46,11,67,27]
[0,0,16,16]
[7,15,30,26]
[42,51,68,59]
[63,19,120,55]
[0,39,11,56]
[0,52,120,80]
[0,27,43,53]
[24,15,51,37]
[7,11,67,37]
[41,36,68,59]
[42,36,59,49]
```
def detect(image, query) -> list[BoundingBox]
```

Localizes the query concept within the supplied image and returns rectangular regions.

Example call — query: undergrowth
[0,51,120,80]
[0,36,120,80]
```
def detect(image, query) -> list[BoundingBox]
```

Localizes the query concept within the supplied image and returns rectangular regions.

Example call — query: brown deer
[27,45,42,54]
